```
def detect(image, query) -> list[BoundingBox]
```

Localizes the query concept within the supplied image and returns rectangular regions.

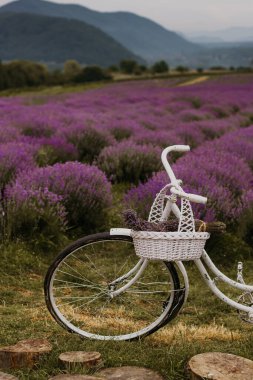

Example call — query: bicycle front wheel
[44,232,181,341]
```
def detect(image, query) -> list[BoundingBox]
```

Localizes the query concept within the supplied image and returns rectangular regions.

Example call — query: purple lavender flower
[125,142,253,224]
[6,185,67,243]
[7,162,112,231]
[97,141,162,184]
[0,142,36,188]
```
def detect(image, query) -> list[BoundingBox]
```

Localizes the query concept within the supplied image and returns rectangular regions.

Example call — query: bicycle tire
[44,232,182,341]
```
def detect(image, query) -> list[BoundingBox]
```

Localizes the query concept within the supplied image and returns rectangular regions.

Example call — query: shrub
[63,60,82,81]
[211,126,253,168]
[178,109,209,122]
[0,142,36,189]
[198,119,235,140]
[2,60,48,89]
[65,125,114,163]
[0,126,21,143]
[176,123,205,147]
[139,65,147,72]
[34,136,78,166]
[210,66,226,71]
[125,145,253,225]
[119,60,138,74]
[108,65,119,72]
[173,147,253,224]
[110,126,132,141]
[8,162,112,232]
[5,186,67,248]
[133,129,180,148]
[18,114,55,138]
[151,60,169,74]
[74,66,111,83]
[206,233,253,263]
[175,65,189,73]
[97,141,162,184]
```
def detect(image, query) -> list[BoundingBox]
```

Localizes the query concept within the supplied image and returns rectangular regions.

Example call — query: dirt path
[177,76,209,87]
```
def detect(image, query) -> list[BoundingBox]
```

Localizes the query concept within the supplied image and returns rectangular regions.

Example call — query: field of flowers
[1,74,253,246]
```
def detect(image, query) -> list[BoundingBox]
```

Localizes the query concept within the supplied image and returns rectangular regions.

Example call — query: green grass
[1,238,253,380]
[0,82,107,98]
[1,153,253,379]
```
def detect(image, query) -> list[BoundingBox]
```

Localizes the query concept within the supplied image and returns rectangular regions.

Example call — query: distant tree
[139,64,147,72]
[196,67,203,73]
[74,66,112,83]
[64,60,82,81]
[151,60,169,73]
[175,65,189,73]
[48,69,65,85]
[4,61,48,88]
[119,59,138,74]
[236,66,253,73]
[26,61,48,86]
[210,66,226,71]
[108,64,119,72]
[0,60,6,90]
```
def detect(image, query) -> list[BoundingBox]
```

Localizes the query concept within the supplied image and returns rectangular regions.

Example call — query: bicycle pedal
[237,292,253,323]
[237,261,245,284]
[248,312,253,323]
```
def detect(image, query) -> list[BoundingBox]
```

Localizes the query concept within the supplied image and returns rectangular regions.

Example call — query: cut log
[0,339,52,370]
[59,351,103,371]
[187,352,253,379]
[0,371,19,380]
[98,366,165,379]
[49,376,105,380]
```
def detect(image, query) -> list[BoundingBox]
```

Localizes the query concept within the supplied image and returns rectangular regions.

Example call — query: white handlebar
[161,145,207,205]
[161,145,190,185]
[170,187,207,205]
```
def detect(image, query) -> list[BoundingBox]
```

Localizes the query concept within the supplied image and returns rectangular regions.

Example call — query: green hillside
[0,0,199,63]
[0,12,140,66]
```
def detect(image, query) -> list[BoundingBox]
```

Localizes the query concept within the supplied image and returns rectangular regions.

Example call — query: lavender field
[1,74,253,245]
[1,74,253,380]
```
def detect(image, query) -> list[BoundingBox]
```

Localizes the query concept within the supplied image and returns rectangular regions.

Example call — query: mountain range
[0,12,139,66]
[0,0,198,64]
[0,0,252,68]
[188,27,253,44]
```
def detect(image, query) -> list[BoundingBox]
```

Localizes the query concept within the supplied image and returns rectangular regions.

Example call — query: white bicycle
[44,145,253,341]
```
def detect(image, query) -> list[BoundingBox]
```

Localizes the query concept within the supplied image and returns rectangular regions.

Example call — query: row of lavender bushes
[125,125,253,255]
[0,75,253,249]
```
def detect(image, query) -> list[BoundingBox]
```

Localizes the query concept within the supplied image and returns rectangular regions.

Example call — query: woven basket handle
[148,184,171,223]
[178,198,195,232]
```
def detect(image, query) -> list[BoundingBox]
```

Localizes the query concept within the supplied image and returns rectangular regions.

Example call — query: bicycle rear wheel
[44,232,181,341]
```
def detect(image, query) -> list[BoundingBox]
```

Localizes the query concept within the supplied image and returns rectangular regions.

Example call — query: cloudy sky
[0,0,252,33]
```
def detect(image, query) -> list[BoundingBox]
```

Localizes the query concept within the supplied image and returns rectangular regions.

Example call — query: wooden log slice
[0,371,19,380]
[98,366,165,380]
[187,352,253,380]
[49,375,105,380]
[59,352,103,371]
[0,339,52,370]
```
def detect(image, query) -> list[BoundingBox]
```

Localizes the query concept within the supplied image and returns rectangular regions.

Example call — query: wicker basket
[131,189,210,262]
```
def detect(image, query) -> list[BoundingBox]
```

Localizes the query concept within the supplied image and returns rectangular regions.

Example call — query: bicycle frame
[110,144,253,318]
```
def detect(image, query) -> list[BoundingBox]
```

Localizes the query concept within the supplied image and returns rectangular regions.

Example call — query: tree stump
[0,372,19,380]
[0,339,52,370]
[98,366,165,380]
[59,352,103,371]
[187,352,253,379]
[49,375,105,380]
